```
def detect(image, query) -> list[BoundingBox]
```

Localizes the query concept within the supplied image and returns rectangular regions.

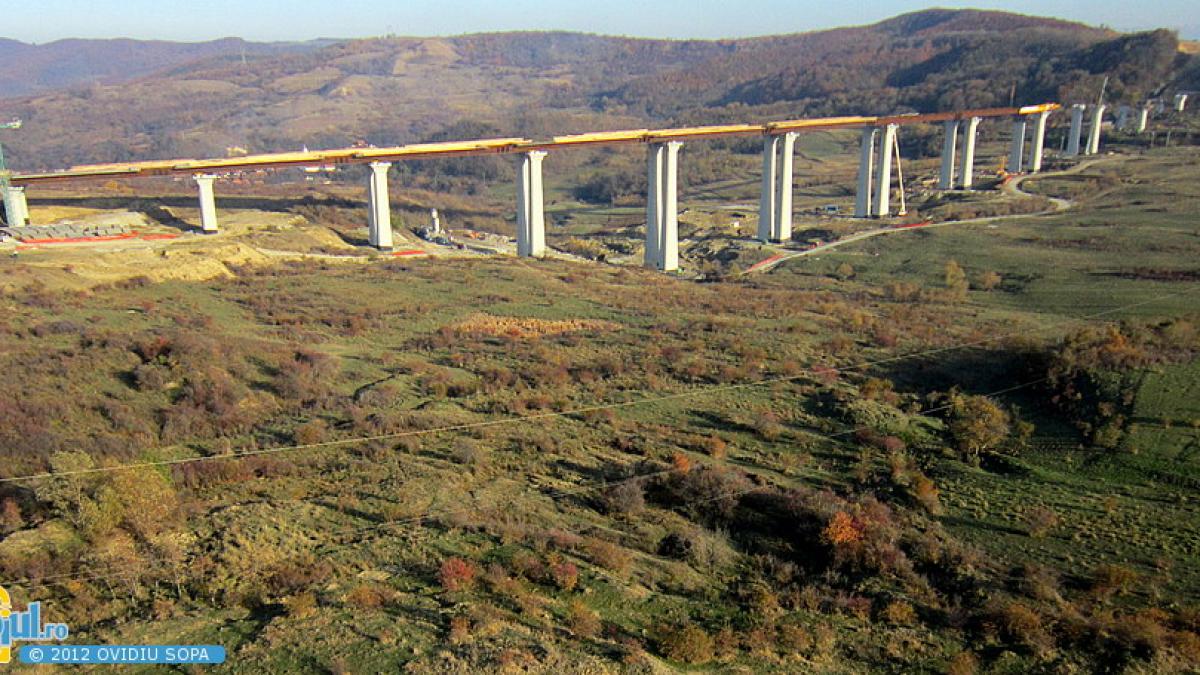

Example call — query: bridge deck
[11,104,1059,186]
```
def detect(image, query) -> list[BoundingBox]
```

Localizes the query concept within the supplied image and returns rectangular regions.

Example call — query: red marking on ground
[17,232,138,244]
[391,249,428,257]
[746,254,784,272]
[139,233,181,240]
[893,220,933,229]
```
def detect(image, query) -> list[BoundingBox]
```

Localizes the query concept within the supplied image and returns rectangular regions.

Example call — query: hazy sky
[5,0,1198,43]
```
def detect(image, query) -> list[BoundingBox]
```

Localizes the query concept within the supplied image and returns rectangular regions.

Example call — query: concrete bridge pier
[958,117,980,189]
[939,120,959,190]
[194,175,218,234]
[645,141,682,271]
[1086,104,1106,155]
[1136,106,1150,133]
[1175,94,1189,112]
[1066,104,1086,157]
[873,124,897,218]
[758,135,778,239]
[516,150,547,257]
[367,161,393,250]
[1029,110,1050,173]
[758,132,796,241]
[854,127,877,217]
[3,185,29,226]
[1009,117,1027,174]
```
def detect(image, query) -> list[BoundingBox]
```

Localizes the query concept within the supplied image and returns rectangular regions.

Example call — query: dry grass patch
[448,313,620,340]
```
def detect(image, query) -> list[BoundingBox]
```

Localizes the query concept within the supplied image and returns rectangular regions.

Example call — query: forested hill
[1,9,1194,171]
[605,11,1182,116]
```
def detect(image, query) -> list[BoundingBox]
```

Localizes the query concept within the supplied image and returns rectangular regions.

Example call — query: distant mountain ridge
[1,9,1194,172]
[0,37,328,97]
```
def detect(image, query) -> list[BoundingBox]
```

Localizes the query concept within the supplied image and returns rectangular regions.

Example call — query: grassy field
[0,144,1197,673]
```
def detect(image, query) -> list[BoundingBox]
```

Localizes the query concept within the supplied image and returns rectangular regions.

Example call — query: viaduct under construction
[2,100,1132,272]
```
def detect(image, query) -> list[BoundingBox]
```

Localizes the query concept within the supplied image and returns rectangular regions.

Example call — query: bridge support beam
[1086,104,1106,155]
[367,162,393,250]
[1009,117,1027,174]
[516,150,547,257]
[873,124,897,218]
[939,120,959,190]
[645,141,681,271]
[194,175,218,234]
[958,116,980,189]
[758,132,796,241]
[758,135,778,240]
[3,185,29,227]
[1029,110,1050,173]
[854,127,877,217]
[1136,106,1150,133]
[1175,94,1188,112]
[1066,104,1085,157]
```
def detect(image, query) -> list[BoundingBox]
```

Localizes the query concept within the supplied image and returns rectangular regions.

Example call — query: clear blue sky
[6,0,1198,43]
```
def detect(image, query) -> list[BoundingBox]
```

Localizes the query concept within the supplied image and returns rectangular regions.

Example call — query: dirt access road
[745,156,1111,274]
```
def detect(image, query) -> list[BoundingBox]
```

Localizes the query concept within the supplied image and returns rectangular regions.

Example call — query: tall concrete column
[1066,104,1085,157]
[1086,105,1106,155]
[1009,117,1027,174]
[516,150,547,257]
[3,186,28,226]
[1175,94,1189,112]
[1136,106,1150,134]
[758,135,778,241]
[660,141,681,272]
[367,162,393,250]
[644,141,681,271]
[854,127,877,217]
[958,117,980,189]
[194,175,218,234]
[1029,111,1050,173]
[774,132,796,242]
[873,124,897,218]
[939,120,959,190]
[645,144,662,267]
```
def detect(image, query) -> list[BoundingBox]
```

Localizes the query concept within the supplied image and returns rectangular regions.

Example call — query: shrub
[345,584,388,609]
[1024,506,1060,538]
[1091,563,1138,600]
[977,270,1002,291]
[566,599,601,638]
[600,479,645,515]
[549,561,579,591]
[583,538,632,575]
[451,438,486,467]
[288,592,317,618]
[448,615,472,644]
[947,393,1011,459]
[881,600,918,626]
[912,474,942,514]
[658,624,715,664]
[293,419,329,445]
[946,651,979,675]
[438,557,479,592]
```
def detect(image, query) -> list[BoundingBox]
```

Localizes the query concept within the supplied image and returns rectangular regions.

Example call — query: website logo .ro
[0,586,70,664]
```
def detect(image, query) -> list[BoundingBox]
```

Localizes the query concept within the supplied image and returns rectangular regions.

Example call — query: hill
[0,9,1195,172]
[0,37,326,98]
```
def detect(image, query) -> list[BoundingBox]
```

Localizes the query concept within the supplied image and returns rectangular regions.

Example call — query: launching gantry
[5,104,1065,272]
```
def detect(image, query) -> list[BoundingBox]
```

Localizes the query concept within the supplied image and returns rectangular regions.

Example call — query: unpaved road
[745,157,1112,274]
